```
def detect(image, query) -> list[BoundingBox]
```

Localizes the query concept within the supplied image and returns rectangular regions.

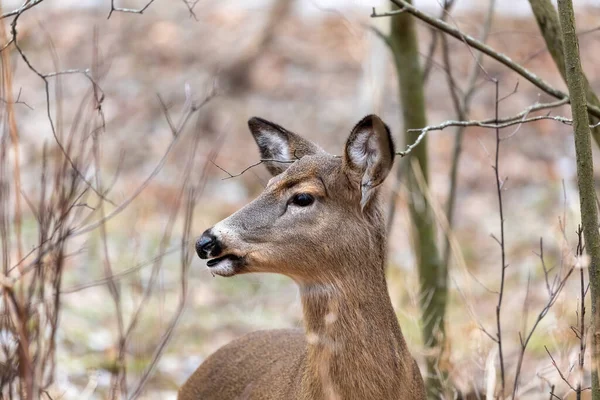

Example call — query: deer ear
[248,117,323,176]
[344,115,395,210]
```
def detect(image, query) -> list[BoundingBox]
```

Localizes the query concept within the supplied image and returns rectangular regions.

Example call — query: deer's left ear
[343,115,395,210]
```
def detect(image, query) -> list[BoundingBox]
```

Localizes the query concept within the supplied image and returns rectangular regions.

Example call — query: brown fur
[179,116,426,399]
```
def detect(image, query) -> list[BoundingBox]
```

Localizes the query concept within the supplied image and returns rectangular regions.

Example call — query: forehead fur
[277,153,342,182]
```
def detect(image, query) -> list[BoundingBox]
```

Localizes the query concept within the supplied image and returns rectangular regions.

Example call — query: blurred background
[1,0,600,398]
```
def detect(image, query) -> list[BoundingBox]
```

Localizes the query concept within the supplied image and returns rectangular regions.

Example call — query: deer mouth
[206,254,245,277]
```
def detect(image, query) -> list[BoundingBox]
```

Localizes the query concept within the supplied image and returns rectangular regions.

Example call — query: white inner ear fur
[348,130,376,169]
[257,133,291,161]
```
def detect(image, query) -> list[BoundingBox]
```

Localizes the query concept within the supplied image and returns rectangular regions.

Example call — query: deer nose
[196,230,222,259]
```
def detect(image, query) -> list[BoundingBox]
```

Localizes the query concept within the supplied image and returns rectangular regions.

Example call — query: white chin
[208,259,238,277]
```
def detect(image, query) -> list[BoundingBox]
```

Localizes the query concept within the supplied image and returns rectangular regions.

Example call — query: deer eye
[290,193,314,207]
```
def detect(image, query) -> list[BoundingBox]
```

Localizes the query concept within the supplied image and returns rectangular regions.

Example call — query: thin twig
[107,0,156,19]
[1,0,45,20]
[545,346,578,392]
[575,225,586,400]
[409,114,589,135]
[422,0,455,83]
[0,87,33,110]
[181,0,199,20]
[441,0,496,271]
[60,247,179,294]
[512,238,575,398]
[492,79,507,396]
[9,12,115,207]
[214,158,296,180]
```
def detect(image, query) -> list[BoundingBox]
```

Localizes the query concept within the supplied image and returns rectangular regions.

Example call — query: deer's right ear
[248,117,322,176]
[343,115,395,210]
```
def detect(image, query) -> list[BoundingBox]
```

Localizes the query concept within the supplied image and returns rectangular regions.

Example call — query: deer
[179,115,426,400]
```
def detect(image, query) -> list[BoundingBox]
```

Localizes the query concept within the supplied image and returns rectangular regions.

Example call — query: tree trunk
[557,1,600,398]
[388,3,447,397]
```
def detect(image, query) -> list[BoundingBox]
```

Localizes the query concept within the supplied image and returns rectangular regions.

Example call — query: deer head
[195,115,395,284]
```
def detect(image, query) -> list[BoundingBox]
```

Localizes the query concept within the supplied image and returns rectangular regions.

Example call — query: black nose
[196,229,222,259]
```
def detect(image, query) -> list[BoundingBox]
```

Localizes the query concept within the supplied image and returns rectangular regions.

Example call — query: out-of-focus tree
[387,2,447,396]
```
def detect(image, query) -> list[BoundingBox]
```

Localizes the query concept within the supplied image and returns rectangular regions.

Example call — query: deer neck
[298,265,412,399]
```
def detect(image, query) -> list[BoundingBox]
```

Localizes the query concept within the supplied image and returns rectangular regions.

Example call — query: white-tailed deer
[179,115,425,399]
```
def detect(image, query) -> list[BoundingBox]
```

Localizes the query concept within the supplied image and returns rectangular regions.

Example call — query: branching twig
[60,248,180,294]
[107,0,156,19]
[545,346,578,393]
[396,112,584,157]
[8,11,116,208]
[395,104,596,158]
[1,0,45,20]
[181,0,199,20]
[0,87,33,110]
[408,112,587,135]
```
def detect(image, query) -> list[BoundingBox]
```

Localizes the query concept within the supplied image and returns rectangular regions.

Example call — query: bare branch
[107,0,157,19]
[0,87,33,110]
[1,0,45,20]
[395,98,571,156]
[8,12,117,208]
[492,80,507,396]
[512,254,574,397]
[60,247,179,294]
[408,112,584,135]
[442,0,497,272]
[370,6,406,18]
[545,346,578,393]
[181,0,199,20]
[373,0,600,119]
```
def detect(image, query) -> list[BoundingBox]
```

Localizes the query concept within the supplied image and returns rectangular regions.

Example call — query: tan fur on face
[269,178,326,200]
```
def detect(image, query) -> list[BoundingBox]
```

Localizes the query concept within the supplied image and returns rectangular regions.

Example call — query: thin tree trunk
[529,0,600,147]
[557,1,600,398]
[388,3,446,397]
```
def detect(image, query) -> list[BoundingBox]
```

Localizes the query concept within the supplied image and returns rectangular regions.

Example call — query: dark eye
[290,193,314,207]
